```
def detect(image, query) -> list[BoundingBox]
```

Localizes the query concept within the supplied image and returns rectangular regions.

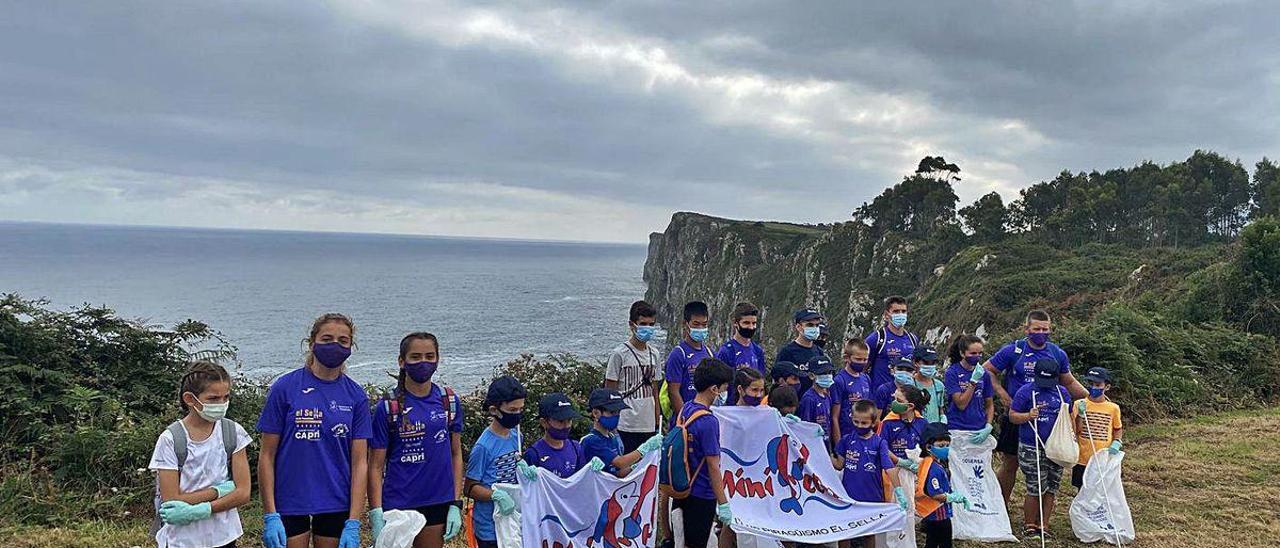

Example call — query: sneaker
[1022,526,1042,540]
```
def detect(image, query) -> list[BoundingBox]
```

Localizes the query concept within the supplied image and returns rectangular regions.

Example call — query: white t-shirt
[605,340,663,433]
[149,420,253,548]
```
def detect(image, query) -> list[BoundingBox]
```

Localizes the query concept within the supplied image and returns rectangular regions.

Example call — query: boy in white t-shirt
[604,299,665,453]
[149,361,252,548]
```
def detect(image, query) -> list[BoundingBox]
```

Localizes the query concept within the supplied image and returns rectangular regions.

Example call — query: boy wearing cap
[605,300,664,454]
[775,308,825,396]
[582,388,664,478]
[768,360,804,396]
[912,346,947,424]
[674,358,735,547]
[666,301,716,421]
[1071,367,1123,488]
[864,296,919,393]
[518,393,605,480]
[874,357,918,417]
[464,376,527,548]
[831,338,874,443]
[798,355,837,449]
[1008,359,1073,540]
[716,302,767,407]
[916,422,969,548]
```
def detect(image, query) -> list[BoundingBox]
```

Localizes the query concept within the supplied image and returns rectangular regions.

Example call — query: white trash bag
[876,448,920,548]
[947,430,1017,542]
[492,483,523,548]
[1043,396,1080,470]
[1070,451,1135,544]
[375,509,427,548]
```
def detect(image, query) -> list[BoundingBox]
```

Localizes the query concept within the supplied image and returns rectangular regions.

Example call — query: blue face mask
[689,328,709,343]
[634,325,656,342]
[599,414,620,431]
[895,371,915,385]
[890,313,908,328]
[802,326,821,341]
[919,365,938,377]
[1089,387,1105,398]
[815,374,834,388]
[931,446,950,461]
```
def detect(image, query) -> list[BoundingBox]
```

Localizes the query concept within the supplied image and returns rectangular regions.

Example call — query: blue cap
[485,375,527,405]
[1082,367,1111,384]
[1033,359,1060,388]
[771,360,801,380]
[808,355,836,375]
[912,346,939,363]
[892,356,917,370]
[587,388,630,412]
[538,392,580,420]
[794,308,822,323]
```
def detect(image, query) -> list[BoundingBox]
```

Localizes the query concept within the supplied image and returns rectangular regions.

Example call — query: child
[1008,359,1072,540]
[912,346,948,424]
[1071,367,1123,488]
[368,332,464,546]
[798,355,836,449]
[257,313,370,548]
[150,361,252,548]
[769,360,804,395]
[716,302,767,406]
[874,357,918,416]
[767,384,800,420]
[834,401,906,548]
[581,388,663,477]
[916,422,970,548]
[604,300,665,454]
[520,393,606,480]
[673,358,735,548]
[665,301,716,419]
[464,376,527,548]
[733,367,767,407]
[831,338,873,443]
[943,334,995,444]
[879,385,930,471]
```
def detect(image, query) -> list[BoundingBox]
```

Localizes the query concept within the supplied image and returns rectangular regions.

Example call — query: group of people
[147,298,1125,548]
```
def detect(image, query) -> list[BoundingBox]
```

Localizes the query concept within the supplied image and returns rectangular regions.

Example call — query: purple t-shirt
[831,369,872,440]
[665,341,715,406]
[864,327,917,391]
[798,388,833,443]
[944,363,994,430]
[524,439,586,479]
[873,380,902,412]
[836,433,894,503]
[716,338,766,405]
[989,339,1070,397]
[678,401,720,500]
[1010,384,1071,445]
[879,417,926,459]
[922,459,953,521]
[370,384,463,509]
[581,430,626,475]
[256,367,372,515]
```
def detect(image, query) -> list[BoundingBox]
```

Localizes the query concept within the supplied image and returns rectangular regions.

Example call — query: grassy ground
[7,408,1278,547]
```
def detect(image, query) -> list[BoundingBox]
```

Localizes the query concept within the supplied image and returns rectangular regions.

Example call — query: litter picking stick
[1079,402,1125,548]
[1030,393,1047,548]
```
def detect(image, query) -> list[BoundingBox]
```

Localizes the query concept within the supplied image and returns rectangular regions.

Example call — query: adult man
[864,296,919,391]
[715,302,767,406]
[983,309,1087,503]
[605,300,665,453]
[775,308,824,396]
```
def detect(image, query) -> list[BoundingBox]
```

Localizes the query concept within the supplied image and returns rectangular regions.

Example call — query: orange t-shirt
[1071,399,1122,465]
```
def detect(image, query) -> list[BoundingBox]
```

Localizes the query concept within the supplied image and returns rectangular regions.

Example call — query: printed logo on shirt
[931,477,940,489]
[293,408,324,440]
[540,455,551,462]
[331,423,349,438]
[302,387,316,394]
[862,462,877,472]
[329,400,353,412]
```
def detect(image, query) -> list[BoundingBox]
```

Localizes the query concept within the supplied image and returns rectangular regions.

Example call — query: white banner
[717,407,907,543]
[517,452,661,548]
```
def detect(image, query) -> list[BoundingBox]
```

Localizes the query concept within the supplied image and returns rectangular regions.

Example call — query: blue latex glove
[370,507,385,542]
[784,414,802,423]
[444,505,463,540]
[946,492,972,511]
[338,519,361,548]
[587,456,606,472]
[638,434,664,454]
[517,460,538,481]
[492,488,516,515]
[213,480,235,499]
[159,500,211,525]
[893,487,908,511]
[969,366,984,383]
[970,423,993,444]
[895,458,919,472]
[262,512,287,548]
[716,502,733,525]
[1108,439,1123,454]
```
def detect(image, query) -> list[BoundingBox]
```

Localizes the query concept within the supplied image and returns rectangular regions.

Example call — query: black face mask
[814,339,827,349]
[738,326,757,339]
[495,410,523,429]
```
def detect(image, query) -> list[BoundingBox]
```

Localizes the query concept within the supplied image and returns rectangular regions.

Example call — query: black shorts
[281,511,347,538]
[620,430,656,454]
[411,501,452,526]
[996,415,1020,455]
[673,496,717,548]
[1072,464,1086,488]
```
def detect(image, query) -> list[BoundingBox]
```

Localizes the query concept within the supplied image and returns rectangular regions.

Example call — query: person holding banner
[582,388,664,477]
[464,376,527,548]
[833,400,907,548]
[672,358,734,548]
[733,367,768,406]
[520,393,599,479]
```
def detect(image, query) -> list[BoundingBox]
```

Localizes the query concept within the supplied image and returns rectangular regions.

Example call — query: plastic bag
[1070,451,1134,544]
[376,509,426,548]
[492,483,523,548]
[876,447,920,548]
[947,430,1018,542]
[1044,398,1080,469]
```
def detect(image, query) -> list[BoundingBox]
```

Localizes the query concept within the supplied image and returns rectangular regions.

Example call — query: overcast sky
[2,1,1277,243]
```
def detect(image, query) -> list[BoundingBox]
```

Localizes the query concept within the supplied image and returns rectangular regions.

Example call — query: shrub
[458,353,605,449]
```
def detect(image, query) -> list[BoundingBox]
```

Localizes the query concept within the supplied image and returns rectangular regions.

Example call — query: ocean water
[0,222,649,391]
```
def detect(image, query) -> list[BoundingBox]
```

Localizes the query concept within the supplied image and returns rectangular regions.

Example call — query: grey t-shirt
[605,340,664,433]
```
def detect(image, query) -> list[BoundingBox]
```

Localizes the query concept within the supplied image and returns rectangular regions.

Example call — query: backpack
[658,408,711,499]
[874,326,920,357]
[379,385,459,449]
[151,418,238,537]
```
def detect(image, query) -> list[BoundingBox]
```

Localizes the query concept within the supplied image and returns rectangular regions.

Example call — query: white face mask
[195,398,229,422]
